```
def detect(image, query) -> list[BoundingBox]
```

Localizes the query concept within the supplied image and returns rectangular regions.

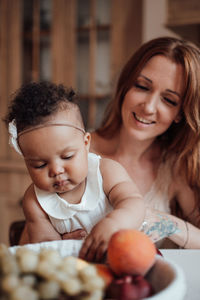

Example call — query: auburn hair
[97,37,200,220]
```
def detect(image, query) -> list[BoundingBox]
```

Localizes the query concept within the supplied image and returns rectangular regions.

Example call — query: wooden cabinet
[0,0,142,245]
[166,0,200,45]
[52,0,143,129]
[0,0,30,245]
[167,0,200,25]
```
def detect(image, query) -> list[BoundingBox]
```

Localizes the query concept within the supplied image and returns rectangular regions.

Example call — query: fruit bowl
[105,255,186,300]
[144,255,186,299]
[9,240,186,300]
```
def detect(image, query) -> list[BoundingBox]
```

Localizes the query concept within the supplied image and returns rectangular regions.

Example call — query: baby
[5,81,145,261]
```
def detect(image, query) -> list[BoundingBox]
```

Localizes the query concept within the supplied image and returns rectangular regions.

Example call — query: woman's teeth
[134,113,154,124]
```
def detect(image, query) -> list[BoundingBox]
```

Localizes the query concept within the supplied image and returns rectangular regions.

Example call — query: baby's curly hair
[4,81,83,133]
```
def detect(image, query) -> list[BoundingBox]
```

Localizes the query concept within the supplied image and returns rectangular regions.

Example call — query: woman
[89,36,200,248]
[20,37,200,248]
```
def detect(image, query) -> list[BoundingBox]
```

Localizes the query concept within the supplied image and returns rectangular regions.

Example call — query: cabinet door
[76,0,111,129]
[166,0,200,44]
[75,0,142,129]
[0,0,23,160]
[111,0,142,79]
[0,0,31,245]
[52,0,76,87]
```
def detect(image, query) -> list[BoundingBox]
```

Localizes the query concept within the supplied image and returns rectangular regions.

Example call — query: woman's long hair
[97,37,200,222]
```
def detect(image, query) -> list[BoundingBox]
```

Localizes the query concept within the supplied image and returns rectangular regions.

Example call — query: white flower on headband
[8,120,22,155]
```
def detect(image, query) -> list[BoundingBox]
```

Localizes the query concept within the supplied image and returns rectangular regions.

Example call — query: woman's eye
[135,83,149,91]
[163,97,177,106]
[63,155,73,160]
[34,163,47,169]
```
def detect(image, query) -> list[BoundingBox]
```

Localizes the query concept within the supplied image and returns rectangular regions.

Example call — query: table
[161,249,200,300]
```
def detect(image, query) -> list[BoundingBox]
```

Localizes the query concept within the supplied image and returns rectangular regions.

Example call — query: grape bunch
[0,244,105,300]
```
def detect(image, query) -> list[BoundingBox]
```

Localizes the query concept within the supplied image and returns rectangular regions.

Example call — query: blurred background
[0,0,200,245]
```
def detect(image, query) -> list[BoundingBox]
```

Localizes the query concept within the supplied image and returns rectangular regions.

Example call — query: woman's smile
[133,112,156,125]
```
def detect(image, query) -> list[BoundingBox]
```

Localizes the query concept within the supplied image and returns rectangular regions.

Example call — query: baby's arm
[79,158,145,261]
[22,184,61,243]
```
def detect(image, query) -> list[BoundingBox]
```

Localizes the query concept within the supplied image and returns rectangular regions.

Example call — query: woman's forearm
[167,216,200,249]
[142,207,200,249]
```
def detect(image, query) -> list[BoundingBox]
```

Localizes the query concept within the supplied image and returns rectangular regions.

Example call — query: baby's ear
[84,132,91,151]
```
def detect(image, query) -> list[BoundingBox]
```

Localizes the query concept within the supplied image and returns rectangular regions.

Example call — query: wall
[142,0,178,42]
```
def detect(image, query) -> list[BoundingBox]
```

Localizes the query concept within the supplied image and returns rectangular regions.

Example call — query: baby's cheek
[32,174,50,191]
[73,161,88,181]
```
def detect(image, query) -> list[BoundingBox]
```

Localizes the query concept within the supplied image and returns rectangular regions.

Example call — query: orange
[95,263,114,287]
[107,229,156,276]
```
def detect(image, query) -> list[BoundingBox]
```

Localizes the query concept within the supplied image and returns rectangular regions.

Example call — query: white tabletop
[161,249,200,300]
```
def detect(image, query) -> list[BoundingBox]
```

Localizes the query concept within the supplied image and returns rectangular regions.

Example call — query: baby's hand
[79,230,107,262]
[79,218,118,262]
[62,229,87,240]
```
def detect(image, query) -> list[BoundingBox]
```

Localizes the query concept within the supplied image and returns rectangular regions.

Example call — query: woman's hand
[62,229,87,240]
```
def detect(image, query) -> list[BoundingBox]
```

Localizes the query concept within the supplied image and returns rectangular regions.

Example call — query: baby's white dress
[34,153,112,234]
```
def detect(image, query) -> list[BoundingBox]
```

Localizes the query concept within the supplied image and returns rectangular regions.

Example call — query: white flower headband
[8,120,22,155]
[8,119,85,156]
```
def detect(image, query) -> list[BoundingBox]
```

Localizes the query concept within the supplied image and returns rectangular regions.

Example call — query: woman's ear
[174,114,182,123]
[84,132,91,151]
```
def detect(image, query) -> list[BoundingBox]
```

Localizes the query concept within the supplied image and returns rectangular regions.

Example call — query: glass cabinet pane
[23,0,33,30]
[96,30,111,95]
[40,0,52,81]
[40,35,51,81]
[76,0,111,128]
[77,31,90,94]
[96,0,110,25]
[23,0,52,82]
[77,0,90,27]
[40,0,52,30]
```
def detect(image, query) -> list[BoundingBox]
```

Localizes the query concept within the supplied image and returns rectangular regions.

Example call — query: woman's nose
[142,94,158,114]
[49,162,65,177]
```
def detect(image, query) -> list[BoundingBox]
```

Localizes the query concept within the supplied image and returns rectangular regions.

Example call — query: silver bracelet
[140,220,148,232]
[183,221,189,248]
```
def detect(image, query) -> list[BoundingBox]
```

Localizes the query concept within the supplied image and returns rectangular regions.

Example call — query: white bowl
[10,241,187,300]
[145,255,186,300]
[9,239,83,257]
